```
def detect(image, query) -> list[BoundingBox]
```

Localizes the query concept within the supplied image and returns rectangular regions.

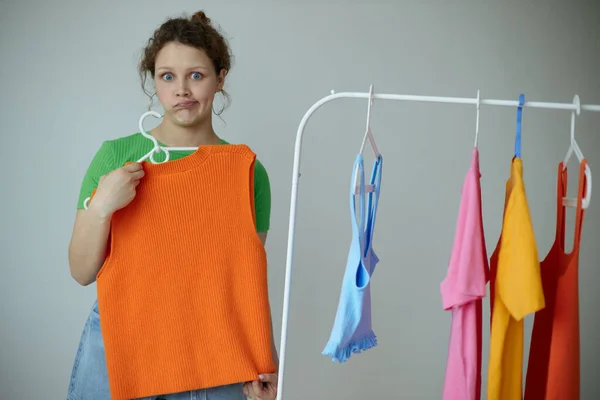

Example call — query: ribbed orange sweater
[92,144,275,399]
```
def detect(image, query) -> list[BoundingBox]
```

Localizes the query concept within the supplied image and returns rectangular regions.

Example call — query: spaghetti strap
[364,155,383,270]
[554,159,588,254]
[554,162,567,250]
[572,159,588,252]
[350,154,366,245]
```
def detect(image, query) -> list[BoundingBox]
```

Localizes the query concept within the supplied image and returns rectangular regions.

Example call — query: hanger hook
[515,94,525,158]
[358,84,379,157]
[570,94,580,144]
[138,110,171,164]
[364,84,374,137]
[139,111,161,147]
[474,89,481,147]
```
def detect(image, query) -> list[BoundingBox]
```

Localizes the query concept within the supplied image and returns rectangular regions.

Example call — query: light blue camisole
[322,152,383,362]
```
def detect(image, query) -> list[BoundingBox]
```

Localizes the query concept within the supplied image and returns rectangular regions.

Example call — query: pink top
[440,147,490,400]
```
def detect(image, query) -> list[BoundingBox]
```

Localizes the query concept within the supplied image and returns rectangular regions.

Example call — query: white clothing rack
[275,89,599,400]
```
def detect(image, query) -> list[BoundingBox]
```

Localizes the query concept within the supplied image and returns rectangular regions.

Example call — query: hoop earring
[147,92,157,111]
[213,104,225,116]
[212,91,225,116]
[148,92,164,117]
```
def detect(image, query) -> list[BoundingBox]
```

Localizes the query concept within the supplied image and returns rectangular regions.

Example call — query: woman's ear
[216,68,227,92]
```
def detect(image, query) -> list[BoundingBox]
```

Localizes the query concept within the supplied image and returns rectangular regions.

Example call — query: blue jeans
[67,300,246,400]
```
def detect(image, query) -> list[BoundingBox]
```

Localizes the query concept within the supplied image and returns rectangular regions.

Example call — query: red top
[525,159,588,400]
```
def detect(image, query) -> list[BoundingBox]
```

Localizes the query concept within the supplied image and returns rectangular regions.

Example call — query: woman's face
[154,41,225,127]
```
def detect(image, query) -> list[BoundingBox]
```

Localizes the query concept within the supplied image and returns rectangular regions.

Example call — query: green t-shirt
[77,133,271,232]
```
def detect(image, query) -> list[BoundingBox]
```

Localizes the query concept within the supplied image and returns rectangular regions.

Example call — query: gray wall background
[1,1,599,398]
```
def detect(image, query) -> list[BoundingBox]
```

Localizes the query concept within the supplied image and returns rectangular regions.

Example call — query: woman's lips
[175,100,198,109]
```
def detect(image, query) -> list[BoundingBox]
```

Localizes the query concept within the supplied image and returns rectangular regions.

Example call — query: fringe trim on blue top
[322,331,378,363]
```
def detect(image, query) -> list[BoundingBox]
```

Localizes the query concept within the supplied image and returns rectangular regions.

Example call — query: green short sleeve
[77,141,118,209]
[253,159,271,232]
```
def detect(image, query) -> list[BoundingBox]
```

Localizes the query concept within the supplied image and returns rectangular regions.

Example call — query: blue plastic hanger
[515,94,525,158]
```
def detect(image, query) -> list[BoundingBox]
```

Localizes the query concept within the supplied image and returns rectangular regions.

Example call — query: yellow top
[487,158,545,400]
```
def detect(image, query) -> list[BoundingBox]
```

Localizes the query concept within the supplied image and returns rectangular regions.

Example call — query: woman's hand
[90,162,144,217]
[242,373,277,400]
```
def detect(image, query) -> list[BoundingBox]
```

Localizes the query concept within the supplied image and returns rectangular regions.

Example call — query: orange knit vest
[92,144,275,399]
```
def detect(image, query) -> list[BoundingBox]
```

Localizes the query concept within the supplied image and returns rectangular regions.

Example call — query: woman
[67,10,278,400]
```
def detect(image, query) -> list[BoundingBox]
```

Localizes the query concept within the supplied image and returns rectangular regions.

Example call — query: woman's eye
[162,73,173,81]
[191,72,202,80]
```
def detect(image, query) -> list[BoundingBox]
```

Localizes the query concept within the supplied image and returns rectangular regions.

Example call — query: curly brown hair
[139,10,233,113]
